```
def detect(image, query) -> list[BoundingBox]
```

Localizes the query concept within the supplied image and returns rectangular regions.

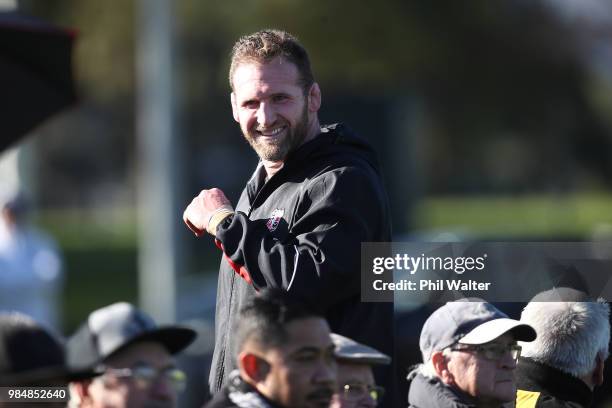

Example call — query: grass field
[413,193,612,238]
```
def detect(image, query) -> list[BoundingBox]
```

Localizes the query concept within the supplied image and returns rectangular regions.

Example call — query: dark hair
[229,29,315,94]
[235,289,320,353]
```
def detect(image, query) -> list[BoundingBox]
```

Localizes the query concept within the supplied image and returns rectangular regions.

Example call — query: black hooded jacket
[208,124,394,398]
[516,357,593,408]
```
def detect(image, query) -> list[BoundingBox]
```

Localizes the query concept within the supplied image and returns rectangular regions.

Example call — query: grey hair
[418,348,452,379]
[519,298,610,378]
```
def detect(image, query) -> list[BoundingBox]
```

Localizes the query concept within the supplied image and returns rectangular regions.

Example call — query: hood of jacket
[245,123,384,203]
[291,123,382,171]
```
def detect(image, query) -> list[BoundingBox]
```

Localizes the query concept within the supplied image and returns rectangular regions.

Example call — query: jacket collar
[244,123,378,208]
[226,370,285,408]
[245,123,346,204]
[408,371,495,408]
[516,357,593,407]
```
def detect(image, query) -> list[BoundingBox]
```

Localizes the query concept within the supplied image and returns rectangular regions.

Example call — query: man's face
[446,333,518,404]
[330,363,377,408]
[230,57,318,162]
[84,341,180,408]
[257,317,337,408]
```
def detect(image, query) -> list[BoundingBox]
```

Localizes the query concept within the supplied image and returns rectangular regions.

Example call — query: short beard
[245,103,309,162]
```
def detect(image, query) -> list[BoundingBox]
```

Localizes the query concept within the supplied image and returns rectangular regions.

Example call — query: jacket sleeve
[214,167,388,311]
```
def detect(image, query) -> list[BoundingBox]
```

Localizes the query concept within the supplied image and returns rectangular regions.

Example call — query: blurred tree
[16,0,612,222]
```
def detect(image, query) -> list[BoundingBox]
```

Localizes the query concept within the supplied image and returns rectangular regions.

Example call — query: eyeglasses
[450,343,522,362]
[100,364,187,393]
[341,383,385,403]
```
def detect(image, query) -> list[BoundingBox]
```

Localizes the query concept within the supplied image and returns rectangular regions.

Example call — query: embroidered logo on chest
[266,208,284,232]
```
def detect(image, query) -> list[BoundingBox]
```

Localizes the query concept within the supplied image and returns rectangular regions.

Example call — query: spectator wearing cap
[66,302,196,408]
[407,299,537,408]
[204,289,336,408]
[0,312,99,408]
[516,287,610,408]
[330,333,390,408]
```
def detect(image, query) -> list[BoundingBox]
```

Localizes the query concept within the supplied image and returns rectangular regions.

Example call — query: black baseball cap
[0,312,100,386]
[67,302,196,371]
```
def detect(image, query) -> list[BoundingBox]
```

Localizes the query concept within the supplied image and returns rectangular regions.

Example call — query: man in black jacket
[516,288,610,408]
[204,289,336,408]
[183,29,394,404]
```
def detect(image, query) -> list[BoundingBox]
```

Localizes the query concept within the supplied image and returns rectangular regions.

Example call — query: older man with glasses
[330,333,390,408]
[407,299,537,408]
[66,302,196,408]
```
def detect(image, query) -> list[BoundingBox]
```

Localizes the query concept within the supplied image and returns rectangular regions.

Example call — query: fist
[183,188,232,236]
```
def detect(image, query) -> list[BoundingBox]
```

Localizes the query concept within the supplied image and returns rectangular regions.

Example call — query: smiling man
[407,300,537,408]
[204,289,337,408]
[182,29,394,405]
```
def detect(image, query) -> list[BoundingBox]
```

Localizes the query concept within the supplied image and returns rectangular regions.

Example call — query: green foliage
[415,193,612,238]
[35,209,138,333]
[61,247,137,333]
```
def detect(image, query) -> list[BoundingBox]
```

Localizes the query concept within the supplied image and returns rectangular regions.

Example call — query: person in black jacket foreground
[204,289,336,408]
[516,288,610,408]
[407,299,536,408]
[183,29,394,405]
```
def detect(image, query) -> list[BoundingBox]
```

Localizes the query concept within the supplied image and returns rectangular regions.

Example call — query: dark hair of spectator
[235,288,320,354]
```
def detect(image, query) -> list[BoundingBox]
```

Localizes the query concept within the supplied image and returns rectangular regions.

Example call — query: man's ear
[70,380,94,406]
[238,352,270,385]
[307,83,321,113]
[231,92,239,122]
[432,351,454,386]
